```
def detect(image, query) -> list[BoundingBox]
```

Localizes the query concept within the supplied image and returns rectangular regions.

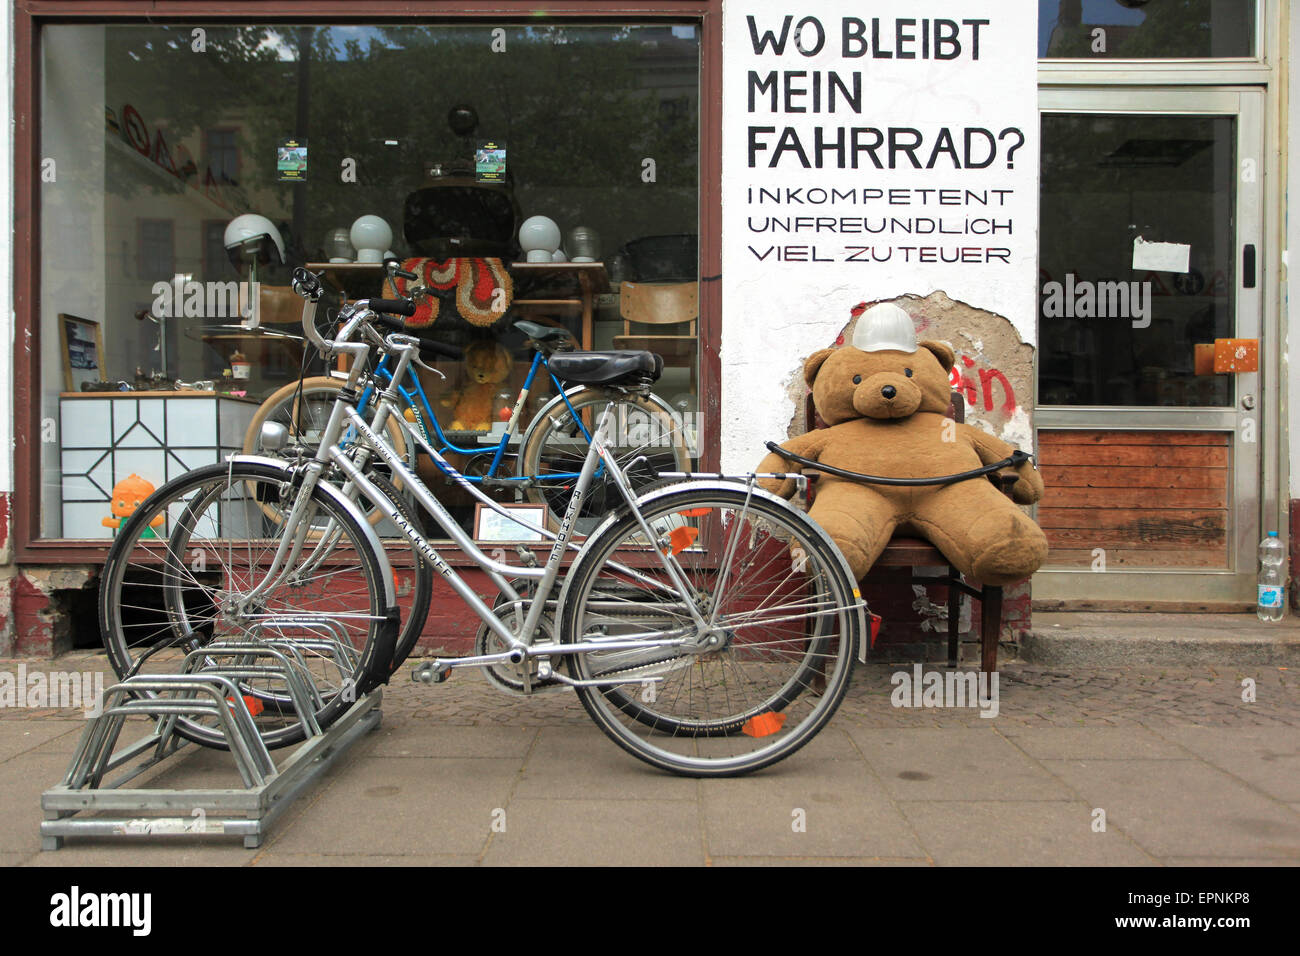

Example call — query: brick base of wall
[1,566,98,658]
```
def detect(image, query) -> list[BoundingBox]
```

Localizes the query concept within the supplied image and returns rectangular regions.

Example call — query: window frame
[11,0,724,563]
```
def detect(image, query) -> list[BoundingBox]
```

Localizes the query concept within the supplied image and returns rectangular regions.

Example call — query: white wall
[718,1,1040,472]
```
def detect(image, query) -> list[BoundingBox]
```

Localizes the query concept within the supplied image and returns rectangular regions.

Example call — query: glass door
[1035,88,1264,605]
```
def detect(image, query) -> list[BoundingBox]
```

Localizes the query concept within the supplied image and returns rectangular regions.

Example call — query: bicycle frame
[257,344,714,686]
[358,346,601,486]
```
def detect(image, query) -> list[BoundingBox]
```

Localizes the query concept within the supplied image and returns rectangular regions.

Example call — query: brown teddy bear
[756,303,1048,587]
[440,338,513,431]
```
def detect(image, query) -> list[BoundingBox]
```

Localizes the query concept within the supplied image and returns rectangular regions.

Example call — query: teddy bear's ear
[802,348,837,387]
[919,340,956,373]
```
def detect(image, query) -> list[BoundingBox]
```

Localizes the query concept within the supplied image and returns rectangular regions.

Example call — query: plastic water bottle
[1257,532,1285,622]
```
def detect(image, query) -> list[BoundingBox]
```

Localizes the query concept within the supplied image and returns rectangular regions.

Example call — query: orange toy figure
[103,474,164,538]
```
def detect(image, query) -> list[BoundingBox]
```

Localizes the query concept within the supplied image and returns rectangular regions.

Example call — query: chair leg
[980,586,1003,673]
[946,566,961,667]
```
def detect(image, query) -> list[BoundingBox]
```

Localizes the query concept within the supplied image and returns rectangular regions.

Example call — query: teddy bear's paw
[1010,473,1045,505]
[969,524,1049,585]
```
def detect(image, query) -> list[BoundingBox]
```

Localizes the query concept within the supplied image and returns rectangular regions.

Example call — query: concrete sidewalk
[1,650,1297,866]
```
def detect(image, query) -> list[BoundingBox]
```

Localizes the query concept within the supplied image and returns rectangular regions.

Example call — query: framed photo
[59,314,106,392]
[473,502,548,542]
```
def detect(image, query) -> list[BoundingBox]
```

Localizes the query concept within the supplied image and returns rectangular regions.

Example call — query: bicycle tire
[560,483,861,777]
[100,460,394,751]
[368,471,434,668]
[517,389,691,534]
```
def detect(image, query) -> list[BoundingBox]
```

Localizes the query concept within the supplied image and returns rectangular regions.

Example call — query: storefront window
[38,21,701,540]
[1038,0,1256,58]
[1038,112,1236,407]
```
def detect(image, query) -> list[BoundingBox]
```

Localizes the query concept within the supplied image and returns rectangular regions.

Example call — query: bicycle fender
[517,386,682,458]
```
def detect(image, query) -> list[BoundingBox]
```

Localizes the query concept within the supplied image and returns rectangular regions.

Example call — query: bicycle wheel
[243,376,408,527]
[561,483,861,776]
[99,460,394,750]
[518,389,691,535]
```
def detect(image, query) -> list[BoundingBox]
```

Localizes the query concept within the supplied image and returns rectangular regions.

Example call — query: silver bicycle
[98,268,866,776]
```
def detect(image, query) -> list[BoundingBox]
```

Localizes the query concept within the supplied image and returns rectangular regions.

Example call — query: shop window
[1039,0,1256,58]
[37,21,702,542]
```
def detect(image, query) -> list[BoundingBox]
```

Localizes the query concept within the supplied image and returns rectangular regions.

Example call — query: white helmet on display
[851,302,918,353]
[224,214,286,270]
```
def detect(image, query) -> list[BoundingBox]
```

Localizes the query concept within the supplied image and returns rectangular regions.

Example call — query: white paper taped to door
[1132,236,1191,273]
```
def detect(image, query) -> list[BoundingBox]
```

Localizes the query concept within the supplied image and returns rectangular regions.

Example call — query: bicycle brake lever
[386,333,447,380]
[412,354,447,380]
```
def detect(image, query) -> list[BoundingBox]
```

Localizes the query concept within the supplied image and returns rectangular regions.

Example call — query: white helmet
[224,214,286,269]
[851,302,917,352]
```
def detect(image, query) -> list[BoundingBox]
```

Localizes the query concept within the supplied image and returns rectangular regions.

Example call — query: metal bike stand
[40,643,382,851]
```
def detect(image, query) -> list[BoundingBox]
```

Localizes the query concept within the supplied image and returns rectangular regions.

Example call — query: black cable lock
[763,443,1030,487]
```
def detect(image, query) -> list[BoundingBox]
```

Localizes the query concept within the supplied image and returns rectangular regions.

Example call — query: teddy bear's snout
[853,373,922,419]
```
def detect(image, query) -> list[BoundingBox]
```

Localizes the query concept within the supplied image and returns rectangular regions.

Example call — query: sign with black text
[721,1,1038,468]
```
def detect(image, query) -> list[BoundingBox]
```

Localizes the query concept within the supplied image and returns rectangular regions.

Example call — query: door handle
[1243,244,1257,289]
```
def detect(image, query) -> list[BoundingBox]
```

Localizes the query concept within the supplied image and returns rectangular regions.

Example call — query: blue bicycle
[244,317,693,533]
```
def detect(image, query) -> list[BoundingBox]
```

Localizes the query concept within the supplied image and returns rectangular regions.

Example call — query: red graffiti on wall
[950,354,1017,416]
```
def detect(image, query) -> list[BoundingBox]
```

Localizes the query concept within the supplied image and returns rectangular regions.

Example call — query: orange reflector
[678,507,712,517]
[741,711,786,738]
[228,695,265,717]
[666,526,699,554]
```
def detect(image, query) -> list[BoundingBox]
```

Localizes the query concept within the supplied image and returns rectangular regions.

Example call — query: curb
[1018,627,1300,668]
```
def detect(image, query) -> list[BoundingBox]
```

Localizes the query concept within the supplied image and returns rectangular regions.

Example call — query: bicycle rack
[40,638,381,850]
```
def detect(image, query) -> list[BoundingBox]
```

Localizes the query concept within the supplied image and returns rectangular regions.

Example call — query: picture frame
[59,314,106,392]
[473,502,548,542]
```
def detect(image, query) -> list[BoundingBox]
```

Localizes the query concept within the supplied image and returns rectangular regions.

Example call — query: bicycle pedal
[411,661,451,684]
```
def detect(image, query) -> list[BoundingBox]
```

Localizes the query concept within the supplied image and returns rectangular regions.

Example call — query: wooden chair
[614,281,697,390]
[803,392,1013,673]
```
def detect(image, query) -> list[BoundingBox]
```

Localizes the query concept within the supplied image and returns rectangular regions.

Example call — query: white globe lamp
[519,216,562,263]
[350,215,393,264]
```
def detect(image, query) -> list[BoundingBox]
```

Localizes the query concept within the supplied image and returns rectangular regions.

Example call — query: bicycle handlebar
[371,312,464,360]
[291,267,462,362]
[368,299,417,318]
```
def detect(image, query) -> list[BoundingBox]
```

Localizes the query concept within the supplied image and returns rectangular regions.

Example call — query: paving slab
[251,852,479,866]
[700,729,923,859]
[900,800,1156,866]
[1000,726,1195,760]
[1042,758,1300,860]
[480,798,705,866]
[26,842,254,866]
[367,720,538,759]
[711,855,932,866]
[1151,726,1300,803]
[513,724,701,801]
[265,755,520,857]
[846,727,1074,801]
[0,752,84,853]
[1163,856,1297,866]
[0,721,89,761]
